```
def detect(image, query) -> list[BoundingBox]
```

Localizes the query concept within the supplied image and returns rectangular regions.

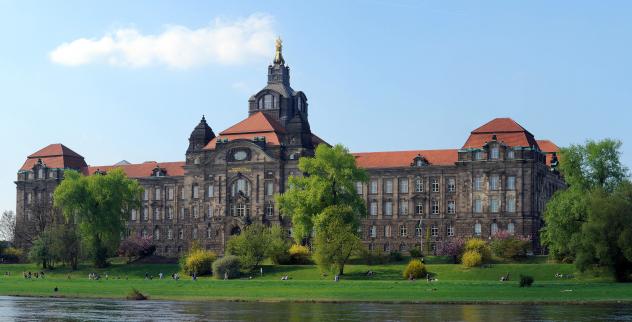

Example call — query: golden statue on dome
[274,37,285,65]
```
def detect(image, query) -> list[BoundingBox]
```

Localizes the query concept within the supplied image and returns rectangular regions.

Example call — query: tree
[28,228,55,269]
[575,182,632,282]
[277,144,368,244]
[226,223,287,271]
[49,224,81,270]
[0,210,15,243]
[53,168,142,268]
[541,139,629,260]
[312,205,363,275]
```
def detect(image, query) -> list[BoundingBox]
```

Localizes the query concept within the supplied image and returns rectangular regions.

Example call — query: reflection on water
[0,296,631,321]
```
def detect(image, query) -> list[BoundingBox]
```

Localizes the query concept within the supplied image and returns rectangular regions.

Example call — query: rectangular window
[447,225,454,237]
[474,198,483,213]
[491,147,499,159]
[475,151,484,160]
[180,187,185,200]
[384,225,392,238]
[167,207,173,220]
[384,179,393,194]
[355,181,363,195]
[131,209,137,221]
[370,202,378,216]
[168,229,173,240]
[142,208,148,220]
[370,225,377,238]
[399,200,408,215]
[474,224,482,236]
[208,206,214,218]
[415,178,424,192]
[384,201,393,216]
[26,192,32,204]
[506,176,516,190]
[431,178,439,192]
[447,200,456,214]
[432,200,439,214]
[399,225,408,237]
[180,207,185,219]
[370,180,378,194]
[168,187,174,200]
[431,224,438,237]
[155,188,161,201]
[507,149,515,159]
[490,196,500,213]
[208,185,214,198]
[507,196,516,212]
[192,185,199,199]
[179,229,184,240]
[490,175,500,190]
[447,177,456,193]
[399,178,409,194]
[416,202,424,215]
[154,208,161,220]
[265,181,274,196]
[265,202,274,217]
[143,190,149,201]
[474,176,483,191]
[193,206,199,219]
[415,223,422,237]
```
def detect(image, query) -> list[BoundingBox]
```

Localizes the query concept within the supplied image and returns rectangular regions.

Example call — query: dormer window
[258,94,275,109]
[297,98,303,112]
[507,149,515,159]
[37,168,44,179]
[411,155,427,167]
[152,167,167,177]
[475,151,484,160]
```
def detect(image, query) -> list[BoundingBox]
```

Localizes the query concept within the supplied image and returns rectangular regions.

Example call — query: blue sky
[1,0,631,213]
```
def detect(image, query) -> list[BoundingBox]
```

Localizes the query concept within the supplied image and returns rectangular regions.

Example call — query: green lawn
[0,260,630,303]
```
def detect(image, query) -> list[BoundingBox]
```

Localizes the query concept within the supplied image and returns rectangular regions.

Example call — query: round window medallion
[234,150,247,161]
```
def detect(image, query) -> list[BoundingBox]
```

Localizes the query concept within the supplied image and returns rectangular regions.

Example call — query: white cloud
[49,14,276,69]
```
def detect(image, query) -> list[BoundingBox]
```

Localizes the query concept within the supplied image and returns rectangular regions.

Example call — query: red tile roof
[86,161,185,178]
[20,144,87,171]
[537,139,561,166]
[462,118,539,149]
[353,149,458,169]
[204,112,286,150]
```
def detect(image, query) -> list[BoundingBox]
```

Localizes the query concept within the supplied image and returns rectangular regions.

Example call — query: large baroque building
[14,40,565,256]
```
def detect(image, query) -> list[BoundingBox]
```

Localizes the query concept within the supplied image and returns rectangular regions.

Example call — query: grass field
[1,259,630,303]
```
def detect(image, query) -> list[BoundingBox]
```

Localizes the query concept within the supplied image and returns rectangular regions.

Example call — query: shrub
[490,232,531,260]
[126,288,148,300]
[389,251,403,262]
[181,249,217,276]
[409,248,423,258]
[462,250,483,268]
[362,249,388,265]
[288,244,310,264]
[118,236,156,263]
[212,255,241,279]
[519,275,534,287]
[268,226,290,264]
[1,247,22,262]
[464,238,491,262]
[402,259,427,279]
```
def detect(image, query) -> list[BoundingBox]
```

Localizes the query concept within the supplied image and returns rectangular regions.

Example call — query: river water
[0,296,630,321]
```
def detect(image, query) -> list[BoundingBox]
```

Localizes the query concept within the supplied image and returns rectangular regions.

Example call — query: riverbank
[1,262,630,304]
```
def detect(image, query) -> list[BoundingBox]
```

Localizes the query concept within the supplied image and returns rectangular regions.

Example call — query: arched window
[259,94,274,109]
[231,178,250,197]
[474,223,482,236]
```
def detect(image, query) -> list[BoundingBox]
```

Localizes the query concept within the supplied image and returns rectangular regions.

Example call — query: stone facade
[14,41,565,256]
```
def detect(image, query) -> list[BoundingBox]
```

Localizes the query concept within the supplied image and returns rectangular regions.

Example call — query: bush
[389,251,403,262]
[409,248,423,259]
[462,250,483,268]
[519,275,534,287]
[126,288,148,300]
[490,232,531,260]
[1,247,22,262]
[118,236,156,263]
[181,249,217,276]
[402,259,427,279]
[362,249,388,265]
[212,255,241,279]
[288,244,310,264]
[268,226,290,264]
[464,238,491,262]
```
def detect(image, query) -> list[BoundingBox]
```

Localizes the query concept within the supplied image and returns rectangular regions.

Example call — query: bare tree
[14,198,58,248]
[0,210,16,243]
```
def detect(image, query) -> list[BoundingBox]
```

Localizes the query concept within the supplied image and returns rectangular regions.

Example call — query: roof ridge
[220,111,286,135]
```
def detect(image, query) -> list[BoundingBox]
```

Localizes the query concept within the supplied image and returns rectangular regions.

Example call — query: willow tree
[54,168,142,268]
[277,144,368,274]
